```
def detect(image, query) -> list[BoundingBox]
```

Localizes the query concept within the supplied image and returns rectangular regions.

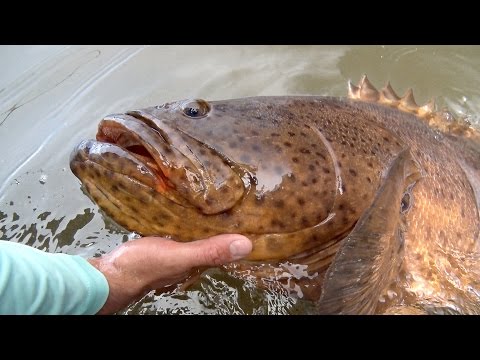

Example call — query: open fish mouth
[70,114,183,206]
[70,110,246,214]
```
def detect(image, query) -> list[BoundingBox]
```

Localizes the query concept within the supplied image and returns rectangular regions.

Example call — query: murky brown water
[1,45,479,314]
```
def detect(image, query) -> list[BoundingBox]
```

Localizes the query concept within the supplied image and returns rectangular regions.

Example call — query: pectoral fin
[316,148,421,314]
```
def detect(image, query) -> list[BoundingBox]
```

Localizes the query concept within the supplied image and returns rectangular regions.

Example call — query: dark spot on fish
[349,169,357,177]
[337,161,342,168]
[322,167,330,174]
[316,152,326,160]
[274,199,285,208]
[288,132,296,137]
[251,130,259,136]
[311,178,317,184]
[238,136,245,143]
[271,133,280,137]
[284,141,292,147]
[111,185,119,192]
[301,216,309,226]
[362,193,368,200]
[461,208,465,218]
[367,162,374,168]
[229,142,238,149]
[341,153,346,159]
[300,132,307,137]
[292,157,299,163]
[383,136,390,142]
[252,144,261,152]
[338,203,345,211]
[297,197,305,205]
[270,219,285,229]
[267,105,273,109]
[205,197,215,206]
[449,193,454,201]
[199,149,207,156]
[288,174,296,182]
[308,164,315,171]
[311,143,317,148]
[366,176,372,183]
[341,183,346,193]
[371,150,376,156]
[300,148,311,154]
[438,230,446,240]
[341,140,347,145]
[342,217,350,225]
[322,190,328,196]
[301,181,308,187]
[274,145,283,153]
[254,115,262,120]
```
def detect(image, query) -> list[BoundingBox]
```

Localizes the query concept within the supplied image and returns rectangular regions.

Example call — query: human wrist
[87,256,149,315]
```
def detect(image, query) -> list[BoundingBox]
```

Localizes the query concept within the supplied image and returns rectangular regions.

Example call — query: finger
[178,234,252,268]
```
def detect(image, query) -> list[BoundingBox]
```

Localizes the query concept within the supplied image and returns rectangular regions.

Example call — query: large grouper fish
[70,76,480,314]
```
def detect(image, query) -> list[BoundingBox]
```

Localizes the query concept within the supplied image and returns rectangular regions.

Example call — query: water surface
[1,45,479,314]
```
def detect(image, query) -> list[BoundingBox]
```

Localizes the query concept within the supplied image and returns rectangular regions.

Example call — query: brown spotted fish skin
[346,77,480,313]
[70,77,480,313]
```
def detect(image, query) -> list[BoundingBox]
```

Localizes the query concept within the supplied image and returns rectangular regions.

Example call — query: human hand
[88,234,252,314]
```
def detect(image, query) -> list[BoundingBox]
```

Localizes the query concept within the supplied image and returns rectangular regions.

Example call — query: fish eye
[182,100,210,119]
[400,192,411,213]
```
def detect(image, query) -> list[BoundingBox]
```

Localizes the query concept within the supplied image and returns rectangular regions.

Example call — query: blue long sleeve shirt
[0,240,109,315]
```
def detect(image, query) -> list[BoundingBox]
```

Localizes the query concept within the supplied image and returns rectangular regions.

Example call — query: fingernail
[229,237,253,260]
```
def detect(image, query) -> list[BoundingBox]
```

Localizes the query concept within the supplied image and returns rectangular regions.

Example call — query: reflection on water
[1,45,479,314]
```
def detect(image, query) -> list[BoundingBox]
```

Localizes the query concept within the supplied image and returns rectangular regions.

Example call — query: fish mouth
[71,110,245,214]
[97,113,174,190]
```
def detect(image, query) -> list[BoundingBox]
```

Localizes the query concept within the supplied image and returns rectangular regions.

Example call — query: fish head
[70,97,356,259]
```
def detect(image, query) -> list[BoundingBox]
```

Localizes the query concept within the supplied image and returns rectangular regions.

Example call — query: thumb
[180,234,252,267]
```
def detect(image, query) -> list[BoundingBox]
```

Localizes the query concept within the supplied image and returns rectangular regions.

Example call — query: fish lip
[95,113,175,186]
